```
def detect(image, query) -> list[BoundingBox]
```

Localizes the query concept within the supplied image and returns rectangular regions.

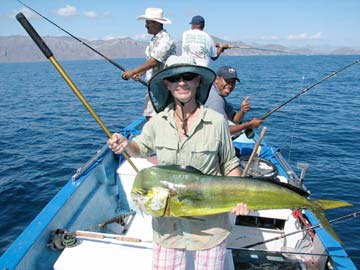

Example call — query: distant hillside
[1,35,359,63]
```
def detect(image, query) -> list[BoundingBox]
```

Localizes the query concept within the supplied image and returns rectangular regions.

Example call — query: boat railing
[72,144,110,181]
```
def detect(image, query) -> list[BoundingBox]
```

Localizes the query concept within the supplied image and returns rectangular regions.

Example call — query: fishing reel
[238,155,278,179]
[47,229,78,251]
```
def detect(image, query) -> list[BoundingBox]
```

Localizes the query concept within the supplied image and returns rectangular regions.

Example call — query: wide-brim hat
[148,56,216,113]
[138,8,171,24]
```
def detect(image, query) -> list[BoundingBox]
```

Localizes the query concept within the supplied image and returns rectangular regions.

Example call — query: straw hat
[148,56,216,113]
[137,8,171,24]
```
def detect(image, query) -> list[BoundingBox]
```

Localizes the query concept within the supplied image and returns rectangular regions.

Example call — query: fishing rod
[16,0,147,86]
[243,210,360,248]
[229,45,299,55]
[229,247,352,258]
[16,12,139,174]
[245,57,360,138]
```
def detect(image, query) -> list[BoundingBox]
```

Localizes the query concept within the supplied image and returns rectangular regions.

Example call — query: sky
[1,0,360,48]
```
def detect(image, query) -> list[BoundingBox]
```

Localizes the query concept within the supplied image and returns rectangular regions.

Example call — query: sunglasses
[224,78,237,85]
[165,73,199,83]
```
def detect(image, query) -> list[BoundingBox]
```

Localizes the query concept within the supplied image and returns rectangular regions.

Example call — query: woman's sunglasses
[165,73,199,83]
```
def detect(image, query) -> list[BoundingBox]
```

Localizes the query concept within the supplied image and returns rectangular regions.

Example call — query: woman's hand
[232,202,249,216]
[107,133,129,154]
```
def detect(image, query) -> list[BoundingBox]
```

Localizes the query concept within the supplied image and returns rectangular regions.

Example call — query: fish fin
[179,216,205,221]
[158,165,204,175]
[314,199,353,210]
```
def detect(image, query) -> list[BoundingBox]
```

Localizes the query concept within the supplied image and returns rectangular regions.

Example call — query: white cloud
[84,11,98,18]
[83,10,111,19]
[57,5,77,17]
[288,32,322,41]
[259,35,281,42]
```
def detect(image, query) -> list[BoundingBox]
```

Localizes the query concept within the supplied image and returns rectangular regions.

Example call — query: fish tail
[310,200,352,243]
[310,206,342,243]
[314,199,353,210]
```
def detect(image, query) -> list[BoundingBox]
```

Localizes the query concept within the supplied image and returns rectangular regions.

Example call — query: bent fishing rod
[243,210,360,248]
[16,0,147,87]
[229,45,299,55]
[245,57,360,138]
[16,12,139,174]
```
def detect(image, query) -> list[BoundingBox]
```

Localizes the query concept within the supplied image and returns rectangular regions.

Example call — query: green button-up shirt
[133,104,239,250]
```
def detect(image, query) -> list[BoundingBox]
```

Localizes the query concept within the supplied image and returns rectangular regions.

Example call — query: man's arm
[211,43,231,61]
[122,57,159,80]
[226,166,241,176]
[229,118,263,136]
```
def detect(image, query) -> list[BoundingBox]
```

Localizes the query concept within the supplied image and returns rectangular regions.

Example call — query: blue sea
[0,55,359,267]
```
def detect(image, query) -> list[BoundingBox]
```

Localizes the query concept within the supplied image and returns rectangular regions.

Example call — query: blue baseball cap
[190,15,205,25]
[216,66,240,82]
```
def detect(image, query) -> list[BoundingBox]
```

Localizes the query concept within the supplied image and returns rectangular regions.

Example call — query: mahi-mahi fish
[131,165,352,241]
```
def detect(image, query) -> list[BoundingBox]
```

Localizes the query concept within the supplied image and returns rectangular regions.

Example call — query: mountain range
[1,35,359,63]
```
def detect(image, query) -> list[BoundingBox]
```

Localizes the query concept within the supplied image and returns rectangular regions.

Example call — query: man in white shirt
[182,15,230,67]
[122,8,176,118]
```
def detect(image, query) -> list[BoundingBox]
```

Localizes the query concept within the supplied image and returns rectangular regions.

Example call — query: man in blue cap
[205,66,263,136]
[182,15,230,67]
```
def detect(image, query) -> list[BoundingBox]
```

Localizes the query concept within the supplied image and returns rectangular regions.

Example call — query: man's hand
[240,96,251,113]
[122,71,132,80]
[215,43,231,52]
[248,117,263,129]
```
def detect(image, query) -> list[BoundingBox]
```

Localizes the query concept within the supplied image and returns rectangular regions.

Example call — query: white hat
[137,8,171,24]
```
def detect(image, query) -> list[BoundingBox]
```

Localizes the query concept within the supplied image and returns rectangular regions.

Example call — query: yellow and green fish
[131,165,352,241]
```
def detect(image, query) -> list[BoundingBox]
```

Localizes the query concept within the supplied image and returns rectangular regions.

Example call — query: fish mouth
[131,187,170,217]
[131,191,147,213]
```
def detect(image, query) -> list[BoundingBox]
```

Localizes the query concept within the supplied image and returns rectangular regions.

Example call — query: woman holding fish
[108,55,248,270]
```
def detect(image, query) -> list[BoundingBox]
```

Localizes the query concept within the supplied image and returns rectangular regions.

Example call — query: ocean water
[0,55,359,267]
